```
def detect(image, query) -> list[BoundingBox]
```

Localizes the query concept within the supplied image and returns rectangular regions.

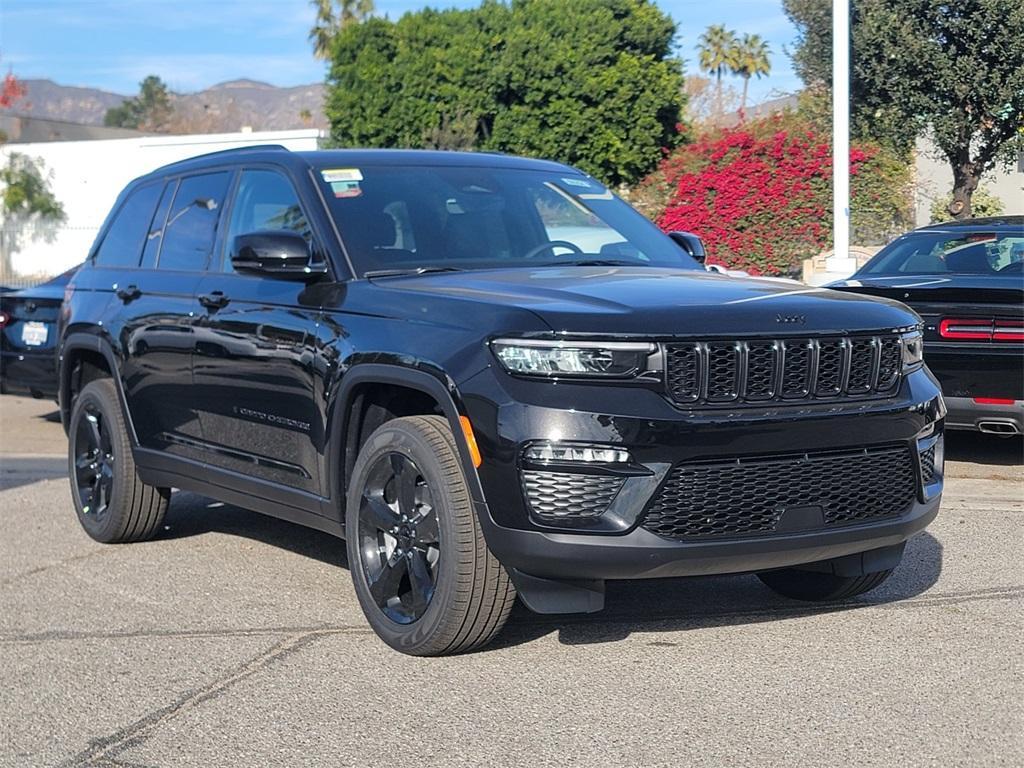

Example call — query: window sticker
[331,180,362,198]
[561,177,592,188]
[321,168,363,183]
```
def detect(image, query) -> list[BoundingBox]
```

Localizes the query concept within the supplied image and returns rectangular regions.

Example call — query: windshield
[860,230,1024,276]
[316,164,701,276]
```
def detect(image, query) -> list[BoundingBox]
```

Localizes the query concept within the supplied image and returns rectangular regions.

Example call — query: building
[0,128,324,280]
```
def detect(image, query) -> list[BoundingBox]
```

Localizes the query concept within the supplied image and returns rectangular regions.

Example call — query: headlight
[491,338,654,378]
[902,329,924,371]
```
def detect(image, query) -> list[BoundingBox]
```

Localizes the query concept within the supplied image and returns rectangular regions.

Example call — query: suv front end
[458,324,943,611]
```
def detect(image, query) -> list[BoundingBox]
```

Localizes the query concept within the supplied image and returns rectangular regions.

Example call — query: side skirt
[133,448,345,539]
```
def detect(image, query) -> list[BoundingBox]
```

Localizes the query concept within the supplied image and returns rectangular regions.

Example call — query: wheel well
[62,349,112,424]
[342,382,445,493]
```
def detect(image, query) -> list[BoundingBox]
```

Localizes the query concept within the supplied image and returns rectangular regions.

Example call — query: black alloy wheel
[72,403,115,520]
[345,415,516,655]
[67,378,169,543]
[357,452,441,624]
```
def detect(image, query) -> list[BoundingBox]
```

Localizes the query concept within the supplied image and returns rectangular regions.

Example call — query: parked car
[58,146,944,655]
[0,267,77,400]
[829,217,1023,436]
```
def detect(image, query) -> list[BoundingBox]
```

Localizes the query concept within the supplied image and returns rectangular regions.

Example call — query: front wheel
[757,568,894,602]
[345,415,515,656]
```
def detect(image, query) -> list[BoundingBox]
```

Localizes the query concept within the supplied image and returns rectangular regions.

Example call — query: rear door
[191,167,326,495]
[114,170,233,459]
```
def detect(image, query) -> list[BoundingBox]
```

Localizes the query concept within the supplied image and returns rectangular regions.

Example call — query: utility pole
[827,0,855,277]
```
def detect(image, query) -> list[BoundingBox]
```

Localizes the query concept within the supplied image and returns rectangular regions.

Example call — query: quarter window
[94,182,162,267]
[158,171,231,271]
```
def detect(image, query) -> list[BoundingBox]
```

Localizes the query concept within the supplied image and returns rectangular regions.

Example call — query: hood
[829,274,1024,306]
[373,266,919,336]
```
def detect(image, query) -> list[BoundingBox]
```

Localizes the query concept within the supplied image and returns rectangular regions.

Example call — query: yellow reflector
[459,415,482,468]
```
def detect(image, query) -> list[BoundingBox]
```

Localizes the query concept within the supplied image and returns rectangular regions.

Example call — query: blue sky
[1,0,801,103]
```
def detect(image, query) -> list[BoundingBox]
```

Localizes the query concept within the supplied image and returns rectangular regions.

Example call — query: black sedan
[830,216,1023,436]
[0,267,78,400]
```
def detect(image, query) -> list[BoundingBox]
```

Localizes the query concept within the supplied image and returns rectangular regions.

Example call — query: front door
[191,168,325,495]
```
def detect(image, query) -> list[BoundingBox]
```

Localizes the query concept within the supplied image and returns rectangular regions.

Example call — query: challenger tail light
[939,318,1023,342]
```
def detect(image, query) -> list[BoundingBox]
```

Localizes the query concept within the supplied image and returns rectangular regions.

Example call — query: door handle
[198,291,230,311]
[115,284,141,302]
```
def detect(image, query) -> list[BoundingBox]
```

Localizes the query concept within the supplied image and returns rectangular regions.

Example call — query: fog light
[524,443,632,464]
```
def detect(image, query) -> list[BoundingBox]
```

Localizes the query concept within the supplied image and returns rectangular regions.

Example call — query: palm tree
[734,34,772,113]
[309,0,375,60]
[698,25,739,121]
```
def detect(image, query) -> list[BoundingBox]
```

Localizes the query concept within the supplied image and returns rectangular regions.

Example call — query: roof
[140,145,576,181]
[918,216,1024,231]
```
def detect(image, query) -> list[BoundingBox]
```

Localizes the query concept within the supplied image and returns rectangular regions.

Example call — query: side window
[94,182,163,267]
[158,171,231,271]
[225,169,311,273]
[140,180,176,269]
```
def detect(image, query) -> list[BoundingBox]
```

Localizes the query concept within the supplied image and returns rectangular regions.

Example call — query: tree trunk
[740,76,749,117]
[949,153,980,220]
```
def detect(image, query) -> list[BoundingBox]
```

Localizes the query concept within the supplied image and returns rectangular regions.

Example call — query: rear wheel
[68,378,169,543]
[757,568,894,602]
[346,415,515,656]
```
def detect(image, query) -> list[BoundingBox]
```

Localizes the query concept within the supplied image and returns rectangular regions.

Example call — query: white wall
[1,129,323,278]
[914,137,1024,226]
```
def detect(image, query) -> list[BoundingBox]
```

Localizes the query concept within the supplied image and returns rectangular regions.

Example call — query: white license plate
[21,321,49,347]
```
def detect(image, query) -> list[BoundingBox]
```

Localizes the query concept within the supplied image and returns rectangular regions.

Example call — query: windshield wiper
[542,259,641,267]
[364,266,465,279]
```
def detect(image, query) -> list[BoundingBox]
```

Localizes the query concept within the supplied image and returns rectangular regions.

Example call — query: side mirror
[230,230,327,281]
[668,231,707,264]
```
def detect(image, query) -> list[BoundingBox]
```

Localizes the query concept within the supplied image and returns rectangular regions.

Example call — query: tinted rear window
[94,182,162,267]
[862,231,1024,275]
[158,171,232,271]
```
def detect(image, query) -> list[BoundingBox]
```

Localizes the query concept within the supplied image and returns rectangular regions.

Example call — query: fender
[326,362,489,520]
[59,332,138,444]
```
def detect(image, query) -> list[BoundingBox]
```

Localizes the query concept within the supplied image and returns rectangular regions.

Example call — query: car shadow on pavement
[945,432,1023,466]
[494,531,944,650]
[159,491,942,652]
[159,492,350,569]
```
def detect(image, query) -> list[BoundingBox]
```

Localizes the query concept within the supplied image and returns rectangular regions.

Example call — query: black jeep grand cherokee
[58,146,944,655]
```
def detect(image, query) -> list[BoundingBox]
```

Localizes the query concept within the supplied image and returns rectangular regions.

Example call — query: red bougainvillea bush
[636,114,910,276]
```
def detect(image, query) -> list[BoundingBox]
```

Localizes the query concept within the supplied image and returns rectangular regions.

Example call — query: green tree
[0,153,66,278]
[733,33,771,113]
[784,0,1024,219]
[324,0,685,186]
[929,187,1004,224]
[103,75,173,132]
[697,24,738,120]
[309,0,375,60]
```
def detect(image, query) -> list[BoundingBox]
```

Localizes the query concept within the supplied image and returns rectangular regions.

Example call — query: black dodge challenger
[830,217,1023,436]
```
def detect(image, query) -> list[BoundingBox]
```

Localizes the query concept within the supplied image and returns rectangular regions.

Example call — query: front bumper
[460,365,945,584]
[478,494,939,581]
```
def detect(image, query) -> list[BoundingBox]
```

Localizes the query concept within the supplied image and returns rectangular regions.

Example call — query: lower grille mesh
[919,445,937,485]
[642,446,917,541]
[522,470,624,522]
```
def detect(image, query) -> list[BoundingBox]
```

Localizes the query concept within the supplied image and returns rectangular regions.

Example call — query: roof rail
[156,143,291,171]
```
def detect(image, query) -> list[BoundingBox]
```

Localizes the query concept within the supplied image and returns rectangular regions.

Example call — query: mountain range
[11,79,328,132]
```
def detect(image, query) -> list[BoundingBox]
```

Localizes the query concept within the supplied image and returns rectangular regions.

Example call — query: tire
[757,567,894,602]
[346,415,516,656]
[68,378,169,543]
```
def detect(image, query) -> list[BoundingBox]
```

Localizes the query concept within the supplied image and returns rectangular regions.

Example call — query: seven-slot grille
[665,334,902,406]
[641,445,918,541]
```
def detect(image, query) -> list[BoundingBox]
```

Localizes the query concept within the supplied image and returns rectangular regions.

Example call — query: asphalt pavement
[1,395,1021,767]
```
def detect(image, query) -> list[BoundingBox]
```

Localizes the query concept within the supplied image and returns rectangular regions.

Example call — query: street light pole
[828,0,855,277]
